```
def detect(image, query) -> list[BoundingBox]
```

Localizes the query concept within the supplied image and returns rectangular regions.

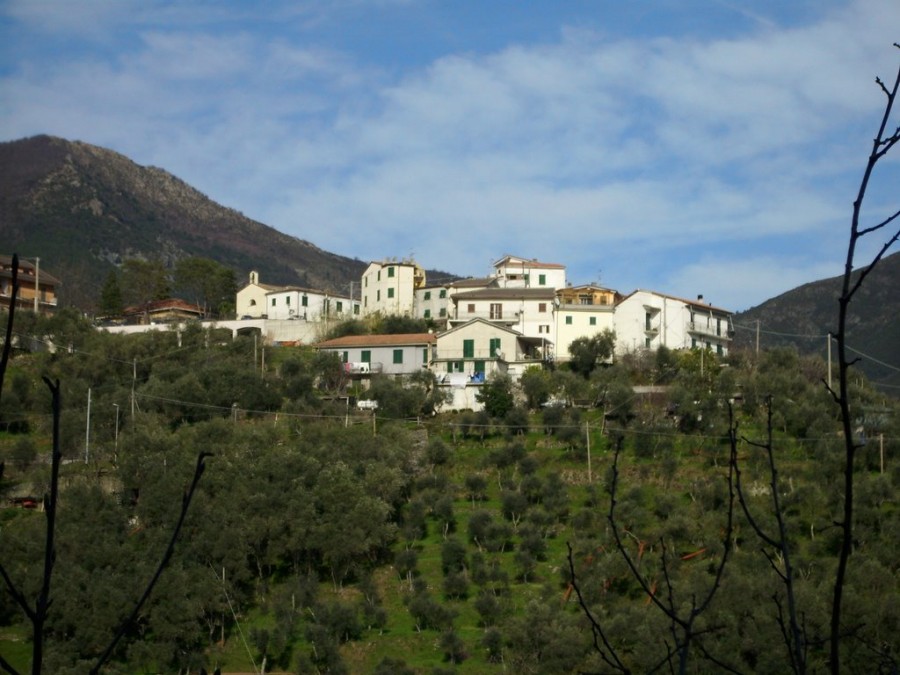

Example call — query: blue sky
[2,0,898,311]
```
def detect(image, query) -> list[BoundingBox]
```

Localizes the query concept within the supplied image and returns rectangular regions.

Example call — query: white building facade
[615,291,734,356]
[361,261,425,317]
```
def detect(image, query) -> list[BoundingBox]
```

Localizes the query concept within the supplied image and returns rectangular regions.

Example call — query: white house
[265,287,359,322]
[432,318,549,411]
[414,276,495,324]
[553,285,618,363]
[316,332,436,376]
[492,255,567,290]
[361,260,426,317]
[236,271,288,319]
[449,287,558,344]
[615,290,734,356]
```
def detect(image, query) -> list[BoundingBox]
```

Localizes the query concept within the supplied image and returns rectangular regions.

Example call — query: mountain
[0,135,374,308]
[733,251,900,392]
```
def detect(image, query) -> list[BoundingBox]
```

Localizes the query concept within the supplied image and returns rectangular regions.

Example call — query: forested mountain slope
[733,251,900,392]
[0,135,369,308]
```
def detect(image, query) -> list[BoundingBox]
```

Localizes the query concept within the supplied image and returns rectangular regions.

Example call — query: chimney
[697,294,703,301]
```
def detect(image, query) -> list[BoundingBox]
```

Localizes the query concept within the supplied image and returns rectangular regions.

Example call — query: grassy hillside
[0,313,898,673]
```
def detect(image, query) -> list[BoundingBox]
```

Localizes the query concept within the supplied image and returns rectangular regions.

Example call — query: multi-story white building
[360,260,426,317]
[265,287,359,322]
[554,285,619,362]
[449,287,557,342]
[615,290,733,356]
[492,254,567,289]
[414,276,496,324]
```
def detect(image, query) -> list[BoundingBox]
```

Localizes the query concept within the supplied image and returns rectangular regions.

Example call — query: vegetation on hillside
[0,309,897,674]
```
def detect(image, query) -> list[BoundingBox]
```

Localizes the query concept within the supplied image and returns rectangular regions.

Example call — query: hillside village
[2,252,734,411]
[235,253,733,409]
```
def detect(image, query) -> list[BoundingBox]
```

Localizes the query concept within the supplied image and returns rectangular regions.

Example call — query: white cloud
[1,0,898,309]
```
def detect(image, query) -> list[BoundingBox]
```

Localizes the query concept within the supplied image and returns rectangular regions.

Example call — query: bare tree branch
[90,451,213,674]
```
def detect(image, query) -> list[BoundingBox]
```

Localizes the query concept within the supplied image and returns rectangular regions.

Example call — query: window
[539,303,547,313]
[590,317,597,326]
[393,349,403,364]
[538,324,550,334]
[691,338,697,349]
[422,348,428,364]
[377,290,381,301]
[717,344,723,355]
[539,273,546,285]
[565,315,573,325]
[645,337,652,348]
[365,276,368,287]
[490,303,502,319]
[645,312,652,330]
[361,350,371,363]
[524,274,530,284]
[716,318,722,336]
[463,339,474,358]
[271,298,276,306]
[439,289,447,299]
[302,295,309,307]
[336,301,343,312]
[341,351,348,363]
[249,299,256,306]
[474,360,486,374]
[354,305,360,315]
[467,303,475,314]
[424,309,431,318]
[364,296,368,307]
[377,270,381,281]
[424,291,431,300]
[286,296,290,305]
[439,308,446,317]
[387,288,395,298]
[489,338,501,357]
[388,266,395,278]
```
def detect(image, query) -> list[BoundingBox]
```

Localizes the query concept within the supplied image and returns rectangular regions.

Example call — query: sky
[1,0,899,312]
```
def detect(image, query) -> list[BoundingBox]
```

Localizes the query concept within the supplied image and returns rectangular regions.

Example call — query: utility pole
[585,422,592,483]
[113,403,120,465]
[827,332,833,390]
[755,319,760,355]
[85,387,92,464]
[32,257,40,313]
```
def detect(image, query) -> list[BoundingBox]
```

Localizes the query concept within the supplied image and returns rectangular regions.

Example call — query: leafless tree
[732,397,806,674]
[828,44,900,675]
[0,254,210,674]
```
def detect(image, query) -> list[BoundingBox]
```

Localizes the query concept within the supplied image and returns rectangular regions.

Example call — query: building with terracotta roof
[0,255,61,314]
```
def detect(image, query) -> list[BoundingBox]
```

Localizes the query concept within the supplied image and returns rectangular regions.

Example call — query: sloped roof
[492,255,565,269]
[317,332,436,348]
[617,289,732,314]
[0,255,62,286]
[452,287,556,301]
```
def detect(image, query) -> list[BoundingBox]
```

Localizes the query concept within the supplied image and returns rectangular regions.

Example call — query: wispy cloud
[1,0,897,311]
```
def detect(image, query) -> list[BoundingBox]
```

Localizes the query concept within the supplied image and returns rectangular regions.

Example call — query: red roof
[317,332,436,348]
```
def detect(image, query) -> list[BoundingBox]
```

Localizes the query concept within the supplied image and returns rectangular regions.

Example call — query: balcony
[687,321,732,340]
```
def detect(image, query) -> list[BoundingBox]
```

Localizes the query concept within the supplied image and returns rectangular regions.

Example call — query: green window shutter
[393,349,403,364]
[439,289,446,298]
[342,351,348,362]
[377,290,381,301]
[424,291,431,300]
[388,267,395,277]
[271,298,276,306]
[474,360,486,374]
[565,315,572,325]
[463,339,474,358]
[590,317,596,326]
[424,309,431,318]
[489,338,501,356]
[539,274,546,285]
[439,308,446,317]
[362,350,371,363]
[422,348,428,363]
[388,288,395,298]
[302,295,309,307]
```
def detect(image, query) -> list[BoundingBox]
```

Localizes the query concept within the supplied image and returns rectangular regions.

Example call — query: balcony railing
[687,321,731,339]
